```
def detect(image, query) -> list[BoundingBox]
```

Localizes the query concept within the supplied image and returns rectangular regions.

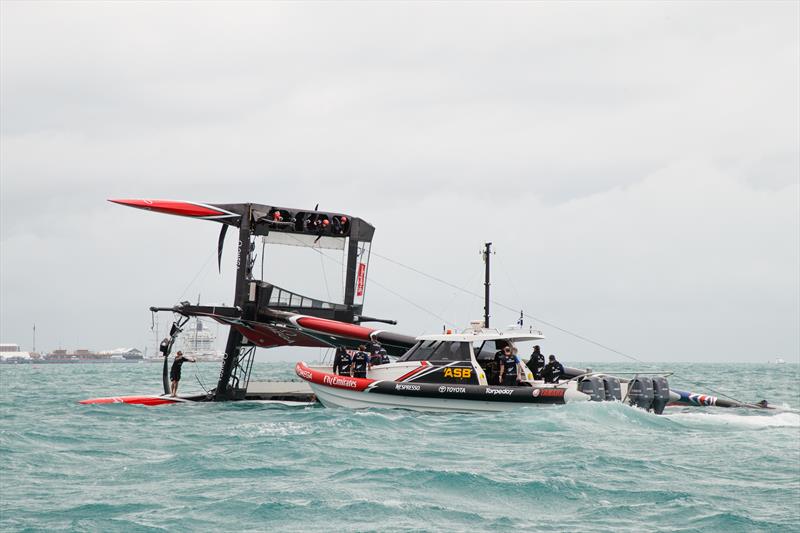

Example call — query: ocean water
[1,361,799,532]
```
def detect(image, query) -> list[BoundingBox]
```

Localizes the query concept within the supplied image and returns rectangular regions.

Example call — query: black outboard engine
[579,376,606,401]
[651,376,670,415]
[627,377,654,411]
[602,376,622,401]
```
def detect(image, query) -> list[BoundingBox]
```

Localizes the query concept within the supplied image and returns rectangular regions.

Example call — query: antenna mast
[483,242,492,328]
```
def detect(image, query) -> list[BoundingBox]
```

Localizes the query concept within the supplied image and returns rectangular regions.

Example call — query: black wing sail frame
[111,199,410,401]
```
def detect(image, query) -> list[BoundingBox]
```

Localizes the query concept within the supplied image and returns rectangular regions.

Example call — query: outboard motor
[651,376,670,415]
[627,377,654,411]
[602,376,622,401]
[579,376,606,401]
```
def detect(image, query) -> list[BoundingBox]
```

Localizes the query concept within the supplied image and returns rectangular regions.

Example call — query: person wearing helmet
[541,354,565,384]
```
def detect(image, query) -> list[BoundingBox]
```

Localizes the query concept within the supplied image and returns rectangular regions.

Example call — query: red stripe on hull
[295,316,375,341]
[295,362,374,392]
[79,396,182,406]
[394,362,429,382]
[109,199,232,218]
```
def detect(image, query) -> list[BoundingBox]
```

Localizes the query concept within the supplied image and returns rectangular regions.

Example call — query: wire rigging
[369,251,751,405]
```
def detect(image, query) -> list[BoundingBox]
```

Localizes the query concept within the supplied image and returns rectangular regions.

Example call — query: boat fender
[651,376,670,415]
[602,376,622,401]
[627,377,654,411]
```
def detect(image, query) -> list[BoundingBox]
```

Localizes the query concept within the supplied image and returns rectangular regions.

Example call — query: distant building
[0,344,34,363]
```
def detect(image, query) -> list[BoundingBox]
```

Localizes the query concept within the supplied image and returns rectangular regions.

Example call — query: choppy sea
[1,361,798,532]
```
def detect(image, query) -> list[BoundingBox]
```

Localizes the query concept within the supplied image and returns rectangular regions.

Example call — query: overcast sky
[1,1,798,363]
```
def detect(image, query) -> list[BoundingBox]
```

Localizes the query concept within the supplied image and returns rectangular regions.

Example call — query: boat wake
[664,410,800,429]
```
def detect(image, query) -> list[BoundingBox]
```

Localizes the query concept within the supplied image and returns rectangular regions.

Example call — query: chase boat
[298,322,597,412]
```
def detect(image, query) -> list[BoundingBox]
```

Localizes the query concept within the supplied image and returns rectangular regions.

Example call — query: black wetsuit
[542,361,565,383]
[489,350,504,385]
[527,352,546,379]
[170,356,189,382]
[500,354,519,386]
[352,351,370,378]
[332,349,352,376]
[379,350,390,365]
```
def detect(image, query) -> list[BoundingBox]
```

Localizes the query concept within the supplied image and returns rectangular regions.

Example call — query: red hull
[79,395,186,406]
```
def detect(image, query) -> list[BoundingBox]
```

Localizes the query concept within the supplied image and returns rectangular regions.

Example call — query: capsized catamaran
[80,199,770,414]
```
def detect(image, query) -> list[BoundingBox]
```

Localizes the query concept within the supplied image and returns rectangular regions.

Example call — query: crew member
[332,346,352,376]
[351,344,370,378]
[498,346,519,386]
[169,351,196,397]
[368,342,381,365]
[541,354,565,384]
[527,345,546,379]
[370,343,390,366]
[489,342,508,385]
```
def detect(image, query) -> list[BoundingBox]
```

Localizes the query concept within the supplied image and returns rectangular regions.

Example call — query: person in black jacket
[170,351,196,397]
[526,345,546,379]
[351,345,371,378]
[332,346,352,376]
[498,346,520,386]
[541,354,565,384]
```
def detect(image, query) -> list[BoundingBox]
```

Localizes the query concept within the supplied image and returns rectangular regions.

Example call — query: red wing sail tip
[79,395,186,406]
[108,199,238,219]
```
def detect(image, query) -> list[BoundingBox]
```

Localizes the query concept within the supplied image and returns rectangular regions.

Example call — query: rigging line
[192,360,210,395]
[319,248,332,300]
[495,253,524,321]
[280,233,457,327]
[371,251,751,404]
[174,249,216,305]
[261,239,265,280]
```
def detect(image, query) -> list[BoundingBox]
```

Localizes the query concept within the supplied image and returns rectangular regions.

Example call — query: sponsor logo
[323,374,358,389]
[443,367,472,379]
[438,386,466,394]
[534,388,565,398]
[486,388,514,396]
[356,263,367,297]
[296,368,312,380]
[395,384,421,391]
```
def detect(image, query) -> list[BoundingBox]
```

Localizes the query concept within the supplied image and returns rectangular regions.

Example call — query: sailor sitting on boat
[541,355,565,384]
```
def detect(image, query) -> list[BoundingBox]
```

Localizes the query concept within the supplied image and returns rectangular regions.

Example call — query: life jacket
[337,352,352,374]
[352,351,369,372]
[501,355,518,375]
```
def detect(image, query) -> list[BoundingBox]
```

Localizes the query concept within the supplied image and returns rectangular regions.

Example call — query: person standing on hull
[169,351,196,397]
[332,346,352,376]
[498,346,519,386]
[351,345,371,378]
[527,345,546,379]
[541,354,565,384]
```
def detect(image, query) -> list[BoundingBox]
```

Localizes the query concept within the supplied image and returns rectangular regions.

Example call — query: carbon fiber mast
[214,204,252,401]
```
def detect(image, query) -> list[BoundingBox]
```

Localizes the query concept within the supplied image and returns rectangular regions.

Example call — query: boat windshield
[474,340,516,361]
[400,341,472,363]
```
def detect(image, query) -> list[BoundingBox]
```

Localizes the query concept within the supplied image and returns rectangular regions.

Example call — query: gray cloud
[1,1,797,363]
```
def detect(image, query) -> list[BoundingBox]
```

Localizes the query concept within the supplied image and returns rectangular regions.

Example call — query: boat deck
[244,380,315,402]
